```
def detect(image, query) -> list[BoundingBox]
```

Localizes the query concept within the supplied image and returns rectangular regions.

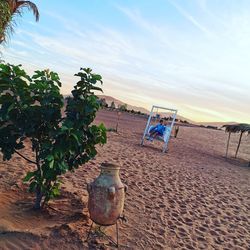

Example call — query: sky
[1,0,250,123]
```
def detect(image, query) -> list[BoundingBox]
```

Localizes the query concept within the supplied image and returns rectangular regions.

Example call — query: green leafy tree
[0,63,106,209]
[0,0,39,44]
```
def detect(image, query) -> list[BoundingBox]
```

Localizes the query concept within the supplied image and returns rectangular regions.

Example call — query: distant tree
[206,125,218,130]
[110,101,116,110]
[98,98,108,108]
[0,0,40,44]
[118,103,127,112]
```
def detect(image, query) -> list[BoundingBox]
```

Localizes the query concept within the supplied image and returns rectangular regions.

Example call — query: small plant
[110,101,116,110]
[0,63,106,209]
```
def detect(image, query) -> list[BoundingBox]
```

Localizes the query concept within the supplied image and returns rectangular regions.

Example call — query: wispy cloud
[167,0,213,36]
[2,1,250,123]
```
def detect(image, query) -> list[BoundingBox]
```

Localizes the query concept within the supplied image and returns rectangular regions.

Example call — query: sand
[0,109,249,249]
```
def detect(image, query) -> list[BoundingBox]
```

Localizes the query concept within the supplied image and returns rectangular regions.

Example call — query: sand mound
[0,110,249,249]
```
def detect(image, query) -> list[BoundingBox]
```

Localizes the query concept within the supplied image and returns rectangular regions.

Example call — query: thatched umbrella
[223,123,250,159]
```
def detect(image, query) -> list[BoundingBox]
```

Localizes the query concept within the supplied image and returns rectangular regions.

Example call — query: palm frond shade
[223,124,250,133]
[0,0,39,43]
[223,123,250,159]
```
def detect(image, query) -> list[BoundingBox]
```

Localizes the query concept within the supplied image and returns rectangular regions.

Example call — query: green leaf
[91,86,103,92]
[46,155,54,162]
[70,133,80,144]
[29,181,37,192]
[23,171,35,182]
[49,159,54,168]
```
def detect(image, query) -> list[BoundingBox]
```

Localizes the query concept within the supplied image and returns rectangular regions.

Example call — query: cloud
[167,0,213,36]
[2,1,250,123]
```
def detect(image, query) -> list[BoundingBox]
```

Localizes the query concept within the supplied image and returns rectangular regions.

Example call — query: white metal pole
[163,111,177,153]
[141,105,155,145]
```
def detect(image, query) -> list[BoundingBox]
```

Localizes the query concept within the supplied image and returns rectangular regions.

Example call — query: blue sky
[1,0,250,123]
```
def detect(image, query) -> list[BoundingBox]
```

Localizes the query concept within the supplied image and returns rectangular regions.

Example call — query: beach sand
[0,110,249,249]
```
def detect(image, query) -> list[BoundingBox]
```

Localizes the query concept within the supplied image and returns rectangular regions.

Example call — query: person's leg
[148,131,157,141]
[152,132,158,138]
[149,129,157,137]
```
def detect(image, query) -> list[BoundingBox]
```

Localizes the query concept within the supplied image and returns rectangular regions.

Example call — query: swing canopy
[223,123,250,159]
[141,105,178,152]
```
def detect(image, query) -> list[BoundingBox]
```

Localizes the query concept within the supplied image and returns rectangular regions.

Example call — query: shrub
[118,103,127,112]
[0,63,106,209]
[110,101,116,109]
[98,97,108,108]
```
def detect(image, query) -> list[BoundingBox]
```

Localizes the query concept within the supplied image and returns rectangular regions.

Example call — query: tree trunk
[225,132,231,158]
[235,132,243,158]
[34,188,43,210]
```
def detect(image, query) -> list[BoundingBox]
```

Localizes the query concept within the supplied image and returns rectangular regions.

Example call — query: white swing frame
[141,105,178,153]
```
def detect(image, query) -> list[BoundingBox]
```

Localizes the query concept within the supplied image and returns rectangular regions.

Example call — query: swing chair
[141,105,178,153]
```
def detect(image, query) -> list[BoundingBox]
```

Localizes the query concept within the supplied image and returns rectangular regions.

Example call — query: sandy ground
[0,109,249,249]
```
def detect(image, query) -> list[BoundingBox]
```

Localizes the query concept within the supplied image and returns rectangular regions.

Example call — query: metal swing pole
[163,110,177,153]
[141,105,155,145]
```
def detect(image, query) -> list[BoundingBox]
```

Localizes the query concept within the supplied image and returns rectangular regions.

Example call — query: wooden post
[174,126,179,138]
[235,131,243,158]
[225,132,231,158]
[115,112,121,133]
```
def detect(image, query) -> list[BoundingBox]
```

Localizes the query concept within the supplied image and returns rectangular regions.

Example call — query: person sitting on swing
[147,119,166,141]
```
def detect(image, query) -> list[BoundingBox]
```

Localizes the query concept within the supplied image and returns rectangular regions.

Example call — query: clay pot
[87,162,126,226]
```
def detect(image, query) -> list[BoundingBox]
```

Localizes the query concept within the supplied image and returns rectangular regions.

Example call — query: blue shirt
[151,123,165,135]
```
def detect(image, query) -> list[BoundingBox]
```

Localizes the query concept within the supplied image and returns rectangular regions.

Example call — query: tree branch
[14,150,36,164]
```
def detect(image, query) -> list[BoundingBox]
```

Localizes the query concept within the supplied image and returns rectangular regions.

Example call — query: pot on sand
[87,162,126,226]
